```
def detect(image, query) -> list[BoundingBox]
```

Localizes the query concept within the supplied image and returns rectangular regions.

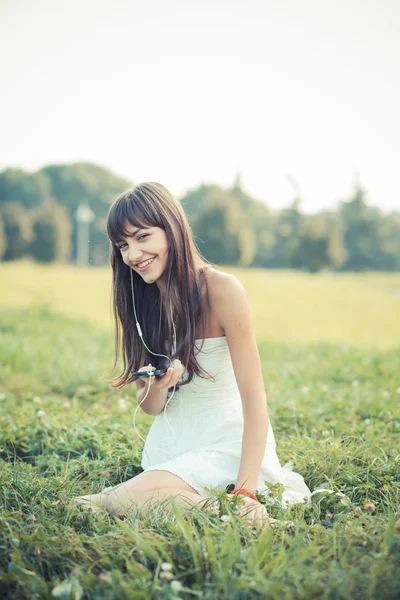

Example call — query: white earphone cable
[130,268,179,462]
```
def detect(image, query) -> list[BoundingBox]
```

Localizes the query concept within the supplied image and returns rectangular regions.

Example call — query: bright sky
[1,0,399,213]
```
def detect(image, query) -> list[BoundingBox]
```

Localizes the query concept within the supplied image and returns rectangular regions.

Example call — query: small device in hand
[132,367,168,377]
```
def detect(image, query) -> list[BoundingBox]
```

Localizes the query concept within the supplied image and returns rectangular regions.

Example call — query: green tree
[0,202,33,260]
[269,198,302,268]
[229,172,274,267]
[192,188,254,266]
[0,169,51,209]
[376,211,400,271]
[0,162,132,265]
[294,213,330,272]
[340,181,382,271]
[327,214,347,269]
[181,183,224,222]
[29,197,72,262]
[0,216,5,259]
[42,162,131,265]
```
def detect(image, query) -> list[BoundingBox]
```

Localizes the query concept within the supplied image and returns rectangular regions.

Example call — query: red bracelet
[229,487,259,503]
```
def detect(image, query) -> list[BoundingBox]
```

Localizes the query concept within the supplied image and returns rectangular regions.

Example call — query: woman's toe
[73,495,104,516]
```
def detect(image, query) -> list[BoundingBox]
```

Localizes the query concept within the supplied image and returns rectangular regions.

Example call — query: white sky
[1,0,399,213]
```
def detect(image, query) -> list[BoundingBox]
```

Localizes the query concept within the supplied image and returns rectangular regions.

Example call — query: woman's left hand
[233,494,268,522]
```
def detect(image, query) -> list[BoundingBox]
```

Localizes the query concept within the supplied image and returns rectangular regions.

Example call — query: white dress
[140,336,311,506]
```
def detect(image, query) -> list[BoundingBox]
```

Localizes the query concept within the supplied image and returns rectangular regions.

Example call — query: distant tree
[0,169,51,209]
[269,198,302,268]
[267,175,303,268]
[0,202,33,260]
[192,187,255,266]
[42,162,131,265]
[327,215,347,269]
[1,162,399,271]
[29,197,72,262]
[376,211,400,271]
[294,213,330,272]
[0,163,132,265]
[340,181,382,271]
[229,173,274,266]
[0,216,5,259]
[181,183,224,221]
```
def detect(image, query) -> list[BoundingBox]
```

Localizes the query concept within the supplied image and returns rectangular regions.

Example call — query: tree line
[0,162,399,272]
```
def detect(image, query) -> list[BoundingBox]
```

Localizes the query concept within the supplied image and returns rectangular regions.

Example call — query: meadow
[0,260,399,599]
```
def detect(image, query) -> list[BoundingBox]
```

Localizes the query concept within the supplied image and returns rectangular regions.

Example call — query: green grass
[0,264,399,599]
[1,260,400,348]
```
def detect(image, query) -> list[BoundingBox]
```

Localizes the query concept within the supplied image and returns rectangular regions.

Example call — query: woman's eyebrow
[119,228,143,241]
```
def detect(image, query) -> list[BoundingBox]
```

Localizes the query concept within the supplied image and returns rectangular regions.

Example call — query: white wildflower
[170,581,183,592]
[36,410,45,418]
[382,390,390,398]
[118,398,128,411]
[220,514,231,522]
[33,396,42,404]
[62,401,71,409]
[364,418,370,425]
[160,571,173,580]
[160,562,173,572]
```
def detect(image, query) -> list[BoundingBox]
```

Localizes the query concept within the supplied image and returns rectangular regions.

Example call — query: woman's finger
[236,497,268,521]
[140,364,156,383]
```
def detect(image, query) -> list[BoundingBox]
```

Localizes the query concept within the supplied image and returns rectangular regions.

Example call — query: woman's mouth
[136,257,156,272]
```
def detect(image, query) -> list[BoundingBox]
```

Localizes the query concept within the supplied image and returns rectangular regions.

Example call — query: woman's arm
[135,379,169,416]
[134,359,184,416]
[213,274,269,493]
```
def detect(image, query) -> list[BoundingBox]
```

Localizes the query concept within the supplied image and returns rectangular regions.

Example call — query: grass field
[0,261,399,599]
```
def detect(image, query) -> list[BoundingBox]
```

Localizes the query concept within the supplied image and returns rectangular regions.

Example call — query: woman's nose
[128,247,141,262]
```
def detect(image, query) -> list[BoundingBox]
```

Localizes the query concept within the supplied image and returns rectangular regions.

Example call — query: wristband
[228,487,259,503]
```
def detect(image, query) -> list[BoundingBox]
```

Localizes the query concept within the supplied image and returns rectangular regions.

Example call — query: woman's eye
[117,234,148,250]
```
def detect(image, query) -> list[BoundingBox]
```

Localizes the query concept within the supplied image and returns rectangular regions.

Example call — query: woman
[74,182,310,523]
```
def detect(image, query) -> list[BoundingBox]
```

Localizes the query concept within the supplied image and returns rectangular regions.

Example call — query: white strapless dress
[140,336,311,506]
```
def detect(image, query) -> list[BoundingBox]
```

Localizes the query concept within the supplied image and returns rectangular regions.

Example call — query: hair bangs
[107,190,155,246]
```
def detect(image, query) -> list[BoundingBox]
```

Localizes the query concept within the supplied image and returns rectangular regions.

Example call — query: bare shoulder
[204,269,245,331]
[206,268,243,302]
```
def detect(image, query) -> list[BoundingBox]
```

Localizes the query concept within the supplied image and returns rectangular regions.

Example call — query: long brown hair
[105,182,216,392]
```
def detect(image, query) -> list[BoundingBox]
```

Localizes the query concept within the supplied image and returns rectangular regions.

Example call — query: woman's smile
[136,256,156,272]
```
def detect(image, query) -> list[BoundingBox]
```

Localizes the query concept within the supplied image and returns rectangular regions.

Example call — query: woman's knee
[136,470,201,495]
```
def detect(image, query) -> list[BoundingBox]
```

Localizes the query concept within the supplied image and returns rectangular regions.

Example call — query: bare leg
[104,484,219,518]
[74,487,218,519]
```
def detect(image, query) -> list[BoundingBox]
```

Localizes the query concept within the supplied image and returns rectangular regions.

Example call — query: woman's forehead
[120,219,150,235]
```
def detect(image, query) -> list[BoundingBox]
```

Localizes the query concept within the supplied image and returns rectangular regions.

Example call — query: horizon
[2,158,397,216]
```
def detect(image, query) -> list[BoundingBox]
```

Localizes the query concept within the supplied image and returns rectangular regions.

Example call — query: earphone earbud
[145,363,153,376]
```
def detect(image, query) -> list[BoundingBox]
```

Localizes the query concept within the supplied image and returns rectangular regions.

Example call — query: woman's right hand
[138,359,184,391]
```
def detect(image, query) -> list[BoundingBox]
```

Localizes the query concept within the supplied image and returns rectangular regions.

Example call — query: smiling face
[116,222,169,288]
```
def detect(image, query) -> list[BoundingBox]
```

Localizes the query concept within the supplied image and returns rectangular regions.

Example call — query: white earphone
[130,267,179,463]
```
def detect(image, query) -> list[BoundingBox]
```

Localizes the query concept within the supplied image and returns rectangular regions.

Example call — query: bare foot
[267,517,294,528]
[73,493,108,518]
